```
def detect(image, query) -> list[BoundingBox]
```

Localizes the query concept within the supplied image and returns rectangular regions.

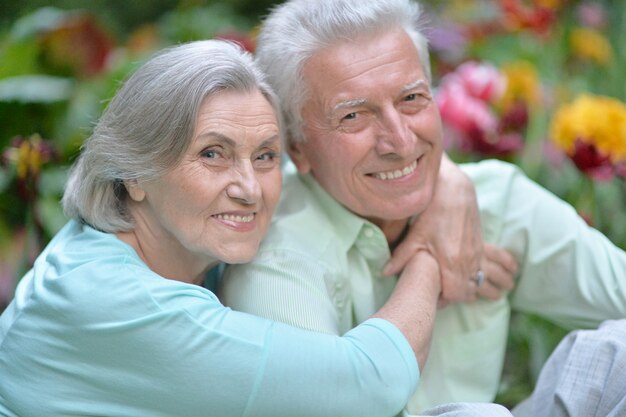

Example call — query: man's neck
[368,217,411,250]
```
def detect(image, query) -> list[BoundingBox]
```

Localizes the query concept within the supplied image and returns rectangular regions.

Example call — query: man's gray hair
[62,40,281,233]
[255,0,431,145]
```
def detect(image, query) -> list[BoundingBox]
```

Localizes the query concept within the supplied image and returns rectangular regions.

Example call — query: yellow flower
[570,27,613,65]
[498,60,540,109]
[537,0,563,9]
[5,134,52,180]
[550,94,626,161]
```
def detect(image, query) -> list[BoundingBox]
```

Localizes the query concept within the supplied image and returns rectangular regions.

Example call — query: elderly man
[221,0,626,415]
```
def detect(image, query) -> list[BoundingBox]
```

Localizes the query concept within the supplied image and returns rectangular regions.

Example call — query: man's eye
[342,112,357,121]
[404,93,417,102]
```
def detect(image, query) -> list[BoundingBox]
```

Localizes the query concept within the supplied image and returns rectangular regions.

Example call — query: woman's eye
[257,151,277,161]
[254,150,280,168]
[202,148,222,159]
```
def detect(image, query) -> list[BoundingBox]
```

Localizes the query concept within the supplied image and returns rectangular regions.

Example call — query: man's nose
[375,108,414,156]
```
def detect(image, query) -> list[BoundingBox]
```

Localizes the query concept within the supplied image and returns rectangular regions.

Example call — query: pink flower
[436,60,527,158]
[437,76,498,133]
[456,61,506,103]
[437,78,523,156]
[576,1,608,29]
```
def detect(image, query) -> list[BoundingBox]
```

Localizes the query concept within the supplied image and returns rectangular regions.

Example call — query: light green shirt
[221,159,626,413]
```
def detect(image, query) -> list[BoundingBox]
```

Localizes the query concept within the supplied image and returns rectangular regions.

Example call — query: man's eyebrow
[401,79,429,94]
[333,98,368,112]
[331,80,430,113]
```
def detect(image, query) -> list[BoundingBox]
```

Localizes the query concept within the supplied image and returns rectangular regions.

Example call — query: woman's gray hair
[62,40,281,233]
[255,0,431,145]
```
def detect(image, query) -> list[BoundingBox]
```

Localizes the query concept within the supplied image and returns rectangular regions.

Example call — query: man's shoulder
[266,173,342,249]
[459,159,521,183]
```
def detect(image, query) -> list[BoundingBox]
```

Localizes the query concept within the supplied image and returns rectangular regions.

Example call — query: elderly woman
[0,40,512,417]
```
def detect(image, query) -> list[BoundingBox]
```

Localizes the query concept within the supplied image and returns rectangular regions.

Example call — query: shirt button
[364,228,374,238]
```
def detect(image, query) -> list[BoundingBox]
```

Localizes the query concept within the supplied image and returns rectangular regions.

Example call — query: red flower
[500,0,560,36]
[465,129,525,157]
[499,100,529,133]
[215,31,256,53]
[41,14,114,77]
[568,138,615,181]
[615,162,626,179]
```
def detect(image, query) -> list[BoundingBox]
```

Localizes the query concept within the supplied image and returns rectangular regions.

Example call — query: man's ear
[124,180,146,202]
[287,140,312,174]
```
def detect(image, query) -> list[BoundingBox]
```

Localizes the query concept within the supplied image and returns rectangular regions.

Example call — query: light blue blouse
[0,221,418,417]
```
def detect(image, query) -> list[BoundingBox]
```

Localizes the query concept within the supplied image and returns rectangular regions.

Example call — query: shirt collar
[298,172,391,263]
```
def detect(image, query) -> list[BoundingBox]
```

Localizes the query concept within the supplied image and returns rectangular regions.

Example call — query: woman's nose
[226,160,261,204]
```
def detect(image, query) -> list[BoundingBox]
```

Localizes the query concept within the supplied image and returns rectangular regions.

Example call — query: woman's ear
[286,141,312,174]
[124,180,146,202]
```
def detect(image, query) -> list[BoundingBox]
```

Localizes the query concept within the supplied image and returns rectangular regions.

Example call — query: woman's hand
[383,154,483,303]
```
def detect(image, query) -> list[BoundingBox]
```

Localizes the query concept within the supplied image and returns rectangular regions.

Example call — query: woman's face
[127,89,282,278]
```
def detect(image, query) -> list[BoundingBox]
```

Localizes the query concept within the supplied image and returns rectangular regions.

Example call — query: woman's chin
[218,245,260,265]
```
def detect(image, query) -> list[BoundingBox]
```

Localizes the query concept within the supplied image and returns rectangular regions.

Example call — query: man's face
[290,29,443,228]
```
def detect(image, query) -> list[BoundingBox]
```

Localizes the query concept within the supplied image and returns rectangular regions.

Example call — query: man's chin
[366,199,431,222]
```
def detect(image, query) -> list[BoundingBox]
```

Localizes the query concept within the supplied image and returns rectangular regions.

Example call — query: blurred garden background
[1,0,624,409]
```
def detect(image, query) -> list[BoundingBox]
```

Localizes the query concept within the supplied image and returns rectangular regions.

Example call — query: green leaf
[0,75,73,103]
[0,39,41,78]
[38,166,69,198]
[159,4,252,43]
[38,196,68,237]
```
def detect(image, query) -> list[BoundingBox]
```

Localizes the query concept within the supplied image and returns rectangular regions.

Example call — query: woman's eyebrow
[195,132,280,149]
[258,134,281,148]
[196,131,237,147]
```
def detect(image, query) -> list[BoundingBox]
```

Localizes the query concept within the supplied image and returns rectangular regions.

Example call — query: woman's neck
[116,229,216,286]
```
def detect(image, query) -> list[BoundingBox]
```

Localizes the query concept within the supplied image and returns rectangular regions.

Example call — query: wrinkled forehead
[301,29,428,105]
